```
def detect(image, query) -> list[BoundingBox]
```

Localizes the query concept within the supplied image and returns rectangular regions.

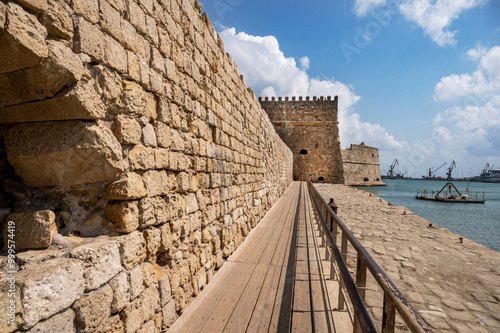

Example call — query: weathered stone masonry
[260,96,345,184]
[342,142,384,186]
[0,0,292,332]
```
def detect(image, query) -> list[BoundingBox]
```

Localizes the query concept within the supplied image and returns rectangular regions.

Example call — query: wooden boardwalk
[169,181,351,332]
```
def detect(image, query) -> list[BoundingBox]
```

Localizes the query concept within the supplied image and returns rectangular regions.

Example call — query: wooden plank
[170,182,298,332]
[269,182,303,332]
[197,183,299,332]
[245,189,299,332]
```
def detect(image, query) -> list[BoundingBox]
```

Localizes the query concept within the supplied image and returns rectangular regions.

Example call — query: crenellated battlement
[259,95,344,183]
[258,96,338,103]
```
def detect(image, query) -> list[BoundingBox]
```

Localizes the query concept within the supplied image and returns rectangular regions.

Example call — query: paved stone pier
[315,183,500,333]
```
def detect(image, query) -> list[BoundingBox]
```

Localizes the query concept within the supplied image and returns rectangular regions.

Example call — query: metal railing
[306,177,433,333]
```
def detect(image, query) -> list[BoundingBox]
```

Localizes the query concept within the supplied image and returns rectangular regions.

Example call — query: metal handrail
[306,177,433,333]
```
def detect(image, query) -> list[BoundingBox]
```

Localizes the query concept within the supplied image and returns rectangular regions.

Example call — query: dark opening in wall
[318,177,324,181]
[376,178,380,181]
[364,178,369,181]
[299,149,307,155]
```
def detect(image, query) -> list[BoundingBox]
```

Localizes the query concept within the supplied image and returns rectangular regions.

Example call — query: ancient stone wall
[342,142,385,186]
[0,0,293,331]
[259,96,345,184]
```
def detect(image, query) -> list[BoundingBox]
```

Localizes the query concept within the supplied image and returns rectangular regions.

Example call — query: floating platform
[415,195,485,204]
[415,182,485,204]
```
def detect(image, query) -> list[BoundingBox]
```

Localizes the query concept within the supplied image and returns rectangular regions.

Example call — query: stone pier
[315,183,500,332]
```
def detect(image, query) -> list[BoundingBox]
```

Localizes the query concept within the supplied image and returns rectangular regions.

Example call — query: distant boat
[416,182,485,204]
[478,169,500,183]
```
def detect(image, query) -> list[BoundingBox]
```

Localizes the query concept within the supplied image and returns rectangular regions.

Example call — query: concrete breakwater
[315,183,500,332]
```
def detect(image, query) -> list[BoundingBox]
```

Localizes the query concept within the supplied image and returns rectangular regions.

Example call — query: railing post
[338,270,345,310]
[341,231,348,266]
[353,255,368,333]
[382,292,396,333]
[324,210,331,261]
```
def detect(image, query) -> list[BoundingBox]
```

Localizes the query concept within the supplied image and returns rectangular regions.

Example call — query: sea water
[358,179,500,252]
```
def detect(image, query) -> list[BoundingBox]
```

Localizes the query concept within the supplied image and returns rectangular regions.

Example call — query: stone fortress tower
[342,142,385,186]
[259,96,345,183]
[260,96,385,186]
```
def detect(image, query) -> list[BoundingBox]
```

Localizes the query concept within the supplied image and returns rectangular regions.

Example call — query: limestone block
[185,193,199,214]
[149,68,164,94]
[5,74,103,120]
[0,3,48,74]
[176,172,190,193]
[71,0,99,23]
[14,0,49,12]
[143,227,161,257]
[137,320,156,333]
[158,269,172,306]
[122,81,156,118]
[155,148,170,170]
[120,296,143,333]
[104,34,128,73]
[115,231,147,270]
[106,172,147,200]
[142,262,155,288]
[73,284,113,333]
[70,240,123,291]
[155,121,172,148]
[126,51,140,82]
[129,264,145,300]
[0,40,83,107]
[129,145,156,171]
[26,309,75,333]
[150,47,164,72]
[142,170,163,197]
[157,98,173,124]
[99,1,122,41]
[95,314,124,333]
[127,0,146,35]
[106,0,127,14]
[139,196,171,227]
[5,121,123,187]
[159,223,173,251]
[113,115,142,145]
[104,201,140,233]
[74,17,106,63]
[145,14,158,45]
[3,210,57,250]
[122,20,140,53]
[109,271,131,313]
[141,286,160,323]
[142,123,158,147]
[40,0,73,40]
[16,258,85,328]
[161,300,176,328]
[166,193,186,218]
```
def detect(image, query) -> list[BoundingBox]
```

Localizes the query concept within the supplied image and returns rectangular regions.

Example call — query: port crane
[427,162,446,178]
[481,163,494,174]
[446,160,456,180]
[386,159,399,178]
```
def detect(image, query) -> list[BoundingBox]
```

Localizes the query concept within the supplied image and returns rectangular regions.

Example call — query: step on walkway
[169,181,350,332]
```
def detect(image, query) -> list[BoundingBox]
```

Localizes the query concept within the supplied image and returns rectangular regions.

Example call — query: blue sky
[200,0,500,178]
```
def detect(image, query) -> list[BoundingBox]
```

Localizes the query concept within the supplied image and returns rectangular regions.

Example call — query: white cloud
[432,46,500,168]
[354,0,387,17]
[300,56,310,70]
[398,0,487,46]
[434,46,500,101]
[467,44,488,60]
[218,27,409,156]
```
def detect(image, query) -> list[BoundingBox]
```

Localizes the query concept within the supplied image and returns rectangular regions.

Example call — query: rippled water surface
[358,179,500,252]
